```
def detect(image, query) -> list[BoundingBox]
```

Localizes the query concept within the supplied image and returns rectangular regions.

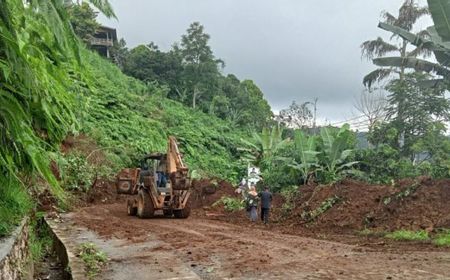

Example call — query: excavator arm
[167,136,190,190]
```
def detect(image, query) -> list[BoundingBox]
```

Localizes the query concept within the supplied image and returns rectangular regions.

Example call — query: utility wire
[329,115,367,126]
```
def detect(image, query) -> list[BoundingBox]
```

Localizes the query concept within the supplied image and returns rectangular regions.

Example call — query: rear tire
[174,197,191,219]
[127,199,137,216]
[137,189,154,218]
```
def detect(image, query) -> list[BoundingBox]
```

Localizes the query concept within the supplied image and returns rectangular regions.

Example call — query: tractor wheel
[174,197,191,219]
[137,189,154,218]
[127,199,137,216]
[163,209,173,217]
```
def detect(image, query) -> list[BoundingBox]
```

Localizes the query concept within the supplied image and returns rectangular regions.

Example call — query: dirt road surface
[64,203,450,280]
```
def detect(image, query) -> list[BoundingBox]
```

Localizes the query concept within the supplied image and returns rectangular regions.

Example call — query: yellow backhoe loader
[116,136,191,218]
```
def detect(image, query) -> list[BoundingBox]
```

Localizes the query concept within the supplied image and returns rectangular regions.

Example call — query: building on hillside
[90,25,117,58]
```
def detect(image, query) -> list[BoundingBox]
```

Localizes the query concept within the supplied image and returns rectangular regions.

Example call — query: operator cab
[139,153,171,194]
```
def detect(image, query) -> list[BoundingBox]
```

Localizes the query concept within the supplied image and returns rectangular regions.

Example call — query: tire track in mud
[72,203,450,279]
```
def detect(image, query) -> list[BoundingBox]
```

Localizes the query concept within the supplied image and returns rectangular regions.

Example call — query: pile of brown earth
[190,179,237,209]
[287,178,450,234]
[195,177,450,235]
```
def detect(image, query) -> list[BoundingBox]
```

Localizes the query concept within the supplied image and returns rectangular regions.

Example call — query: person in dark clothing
[258,186,272,224]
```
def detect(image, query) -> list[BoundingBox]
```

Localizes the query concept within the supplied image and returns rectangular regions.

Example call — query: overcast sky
[98,0,432,126]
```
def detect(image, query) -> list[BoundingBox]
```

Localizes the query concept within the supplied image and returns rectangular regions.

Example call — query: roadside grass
[385,230,430,241]
[29,214,53,262]
[0,179,32,237]
[433,230,450,247]
[78,243,108,279]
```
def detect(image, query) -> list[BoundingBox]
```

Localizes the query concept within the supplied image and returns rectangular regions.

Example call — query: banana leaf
[289,131,319,182]
[373,57,450,78]
[428,0,450,41]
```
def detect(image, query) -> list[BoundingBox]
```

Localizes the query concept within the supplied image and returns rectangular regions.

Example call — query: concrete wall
[0,219,33,280]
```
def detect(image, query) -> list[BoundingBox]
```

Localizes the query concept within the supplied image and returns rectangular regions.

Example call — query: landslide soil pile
[281,178,450,233]
[190,179,237,209]
[196,178,450,235]
[373,178,450,231]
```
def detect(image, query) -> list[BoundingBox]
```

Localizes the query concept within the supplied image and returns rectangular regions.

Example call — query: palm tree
[361,0,429,88]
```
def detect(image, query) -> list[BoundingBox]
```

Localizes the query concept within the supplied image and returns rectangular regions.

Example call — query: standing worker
[259,186,272,225]
[246,185,259,222]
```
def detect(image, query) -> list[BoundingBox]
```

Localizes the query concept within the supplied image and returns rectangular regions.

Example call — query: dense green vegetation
[354,0,450,183]
[1,0,449,239]
[0,0,86,236]
[249,0,450,188]
[0,0,253,236]
[80,50,248,180]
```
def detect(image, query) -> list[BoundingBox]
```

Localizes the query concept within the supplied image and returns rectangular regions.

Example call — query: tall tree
[278,101,313,129]
[123,43,183,85]
[67,2,100,44]
[178,22,223,109]
[385,73,449,158]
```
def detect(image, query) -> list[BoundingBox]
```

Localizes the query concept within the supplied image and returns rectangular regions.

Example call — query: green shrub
[29,214,53,262]
[433,230,450,247]
[212,196,244,212]
[59,153,95,192]
[385,230,429,241]
[280,186,299,215]
[78,243,108,279]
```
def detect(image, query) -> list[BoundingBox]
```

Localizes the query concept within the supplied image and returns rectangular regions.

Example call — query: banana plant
[428,0,450,41]
[371,0,450,86]
[289,131,320,184]
[319,124,358,182]
[239,124,289,168]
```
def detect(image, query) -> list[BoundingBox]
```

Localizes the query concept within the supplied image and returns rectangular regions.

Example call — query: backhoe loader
[116,136,191,218]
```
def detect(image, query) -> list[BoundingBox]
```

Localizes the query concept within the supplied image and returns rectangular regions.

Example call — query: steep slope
[79,51,248,181]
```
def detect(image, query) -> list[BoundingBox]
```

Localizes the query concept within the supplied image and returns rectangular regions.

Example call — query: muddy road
[66,203,450,279]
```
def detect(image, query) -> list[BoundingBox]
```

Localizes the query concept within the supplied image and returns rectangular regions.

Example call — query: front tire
[137,189,154,218]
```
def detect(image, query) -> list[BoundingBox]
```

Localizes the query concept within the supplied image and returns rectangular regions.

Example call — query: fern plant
[0,0,115,235]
